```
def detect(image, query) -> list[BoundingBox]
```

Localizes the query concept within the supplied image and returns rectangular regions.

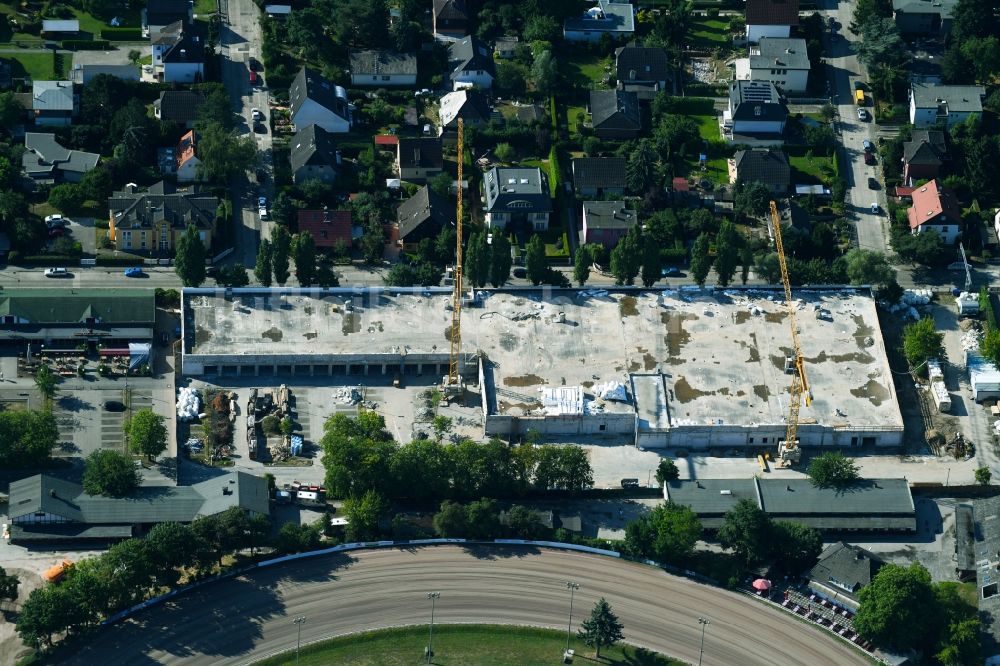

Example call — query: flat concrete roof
[184,287,901,431]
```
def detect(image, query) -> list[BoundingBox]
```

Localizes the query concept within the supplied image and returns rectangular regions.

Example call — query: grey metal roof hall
[750,37,810,71]
[910,83,985,114]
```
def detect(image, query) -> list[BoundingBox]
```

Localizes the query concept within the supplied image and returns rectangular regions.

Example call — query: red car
[864,152,876,165]
[48,226,65,238]
[249,69,258,85]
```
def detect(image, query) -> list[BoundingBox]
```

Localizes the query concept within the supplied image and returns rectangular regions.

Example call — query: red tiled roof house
[907,179,962,245]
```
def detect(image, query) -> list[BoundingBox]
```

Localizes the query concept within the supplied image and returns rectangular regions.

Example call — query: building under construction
[180,286,904,450]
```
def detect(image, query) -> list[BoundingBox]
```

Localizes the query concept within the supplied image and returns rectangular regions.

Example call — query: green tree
[624,501,702,563]
[428,172,452,198]
[654,458,679,485]
[936,617,981,666]
[391,439,454,500]
[856,17,907,70]
[215,263,249,287]
[48,183,85,213]
[903,317,944,370]
[175,225,207,287]
[494,142,516,163]
[525,235,547,285]
[34,364,59,404]
[689,233,712,287]
[654,115,699,158]
[577,598,625,659]
[0,91,23,130]
[734,181,771,221]
[274,521,323,554]
[717,499,772,566]
[465,497,502,539]
[82,449,140,497]
[855,563,935,649]
[195,122,257,182]
[465,232,489,288]
[291,231,317,286]
[771,521,823,573]
[271,224,291,285]
[531,49,558,95]
[254,238,273,287]
[807,451,861,488]
[626,142,657,193]
[490,233,513,287]
[713,220,740,287]
[573,244,591,285]
[640,238,661,288]
[320,412,397,498]
[533,445,593,493]
[976,466,992,486]
[127,408,168,460]
[145,522,198,587]
[506,505,544,539]
[0,565,19,603]
[844,248,895,289]
[433,500,470,537]
[610,225,642,285]
[343,490,388,541]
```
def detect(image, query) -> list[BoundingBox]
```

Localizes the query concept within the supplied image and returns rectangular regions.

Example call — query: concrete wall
[485,412,635,437]
[635,422,904,449]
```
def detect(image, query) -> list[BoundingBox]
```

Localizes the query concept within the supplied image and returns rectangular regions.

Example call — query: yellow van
[855,89,865,105]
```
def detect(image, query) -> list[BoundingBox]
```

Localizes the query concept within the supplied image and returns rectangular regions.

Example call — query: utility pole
[293,616,306,666]
[565,581,580,654]
[426,591,440,664]
[698,617,710,666]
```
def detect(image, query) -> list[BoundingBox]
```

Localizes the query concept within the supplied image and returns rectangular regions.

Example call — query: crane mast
[446,118,464,388]
[769,200,810,466]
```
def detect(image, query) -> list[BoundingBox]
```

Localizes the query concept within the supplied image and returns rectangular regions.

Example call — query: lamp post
[697,617,710,666]
[293,616,306,666]
[426,592,440,664]
[565,581,580,653]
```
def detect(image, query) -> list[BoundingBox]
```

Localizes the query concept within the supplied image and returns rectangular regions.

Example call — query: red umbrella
[752,578,772,591]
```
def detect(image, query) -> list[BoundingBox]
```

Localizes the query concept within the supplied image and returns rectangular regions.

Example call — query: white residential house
[483,167,552,231]
[908,83,985,128]
[289,67,352,134]
[448,36,495,90]
[737,37,810,93]
[722,80,789,145]
[745,0,800,43]
[563,2,635,42]
[907,179,962,244]
[151,21,205,83]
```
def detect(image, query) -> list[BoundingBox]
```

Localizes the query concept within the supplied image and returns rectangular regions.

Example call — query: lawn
[681,155,730,185]
[694,113,721,141]
[5,52,71,80]
[567,104,587,134]
[255,625,686,666]
[193,0,218,16]
[789,154,835,185]
[561,50,611,91]
[69,7,141,37]
[689,18,731,48]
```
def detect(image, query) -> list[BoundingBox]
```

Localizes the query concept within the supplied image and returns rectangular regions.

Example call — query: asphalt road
[64,546,869,666]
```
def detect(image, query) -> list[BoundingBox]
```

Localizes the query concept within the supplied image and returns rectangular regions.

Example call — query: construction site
[180,285,904,452]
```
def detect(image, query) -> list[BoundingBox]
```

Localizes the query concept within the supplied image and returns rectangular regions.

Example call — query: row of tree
[321,412,594,500]
[16,510,270,648]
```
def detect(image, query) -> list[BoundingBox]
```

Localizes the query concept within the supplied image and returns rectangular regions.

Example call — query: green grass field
[689,18,731,48]
[255,625,686,666]
[561,51,611,91]
[193,0,217,16]
[4,52,70,79]
[789,154,835,185]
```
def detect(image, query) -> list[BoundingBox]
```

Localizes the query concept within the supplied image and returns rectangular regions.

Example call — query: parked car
[258,196,268,219]
[251,107,264,121]
[857,108,869,121]
[124,267,144,278]
[103,400,126,412]
[661,267,682,277]
[249,56,261,71]
[862,139,873,152]
[512,267,527,278]
[870,202,880,214]
[864,152,876,165]
[43,267,69,278]
[249,69,258,86]
[868,177,879,190]
[254,121,267,134]
[48,227,65,238]
[44,214,67,229]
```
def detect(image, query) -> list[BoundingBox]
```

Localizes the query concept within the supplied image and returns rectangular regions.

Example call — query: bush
[261,414,279,435]
[155,288,181,309]
[100,27,142,40]
[61,40,111,50]
[95,255,144,266]
[21,255,80,265]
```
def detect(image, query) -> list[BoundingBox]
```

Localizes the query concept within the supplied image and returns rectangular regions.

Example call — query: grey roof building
[22,132,99,183]
[396,185,456,247]
[729,80,788,123]
[109,181,218,243]
[289,67,351,133]
[750,37,809,70]
[615,45,670,98]
[154,90,204,128]
[572,157,628,196]
[448,36,496,87]
[8,471,269,543]
[564,2,636,41]
[590,89,641,138]
[290,124,339,184]
[31,80,74,120]
[665,478,916,531]
[909,83,985,128]
[396,137,443,182]
[892,0,959,35]
[733,149,790,194]
[349,50,418,86]
[807,542,884,610]
[484,167,551,214]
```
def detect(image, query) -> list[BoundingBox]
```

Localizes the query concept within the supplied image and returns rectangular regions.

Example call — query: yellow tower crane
[446,117,464,389]
[769,200,810,466]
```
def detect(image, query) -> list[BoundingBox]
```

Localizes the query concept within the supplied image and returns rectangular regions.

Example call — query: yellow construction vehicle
[770,200,810,466]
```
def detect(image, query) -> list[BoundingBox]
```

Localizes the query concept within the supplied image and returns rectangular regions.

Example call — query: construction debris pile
[249,385,299,462]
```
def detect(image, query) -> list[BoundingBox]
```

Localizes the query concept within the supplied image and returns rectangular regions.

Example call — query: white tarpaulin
[594,381,628,402]
[128,342,151,371]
